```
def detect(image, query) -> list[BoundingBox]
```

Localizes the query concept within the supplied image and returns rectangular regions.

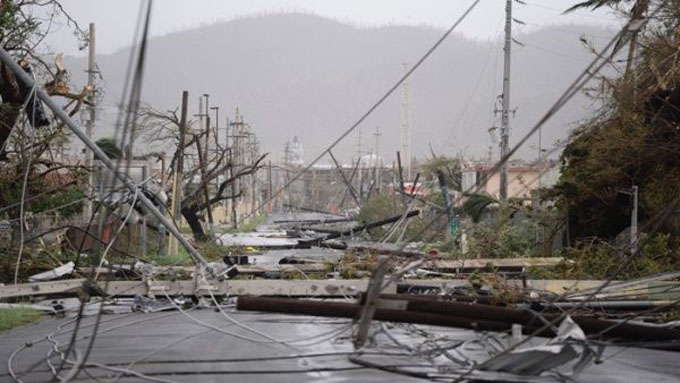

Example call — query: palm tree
[567,0,648,81]
[462,193,500,223]
[95,137,123,159]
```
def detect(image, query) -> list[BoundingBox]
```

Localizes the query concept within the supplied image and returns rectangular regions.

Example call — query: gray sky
[43,0,621,56]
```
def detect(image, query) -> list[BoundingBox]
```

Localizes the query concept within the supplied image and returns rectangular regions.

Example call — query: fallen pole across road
[237,295,680,345]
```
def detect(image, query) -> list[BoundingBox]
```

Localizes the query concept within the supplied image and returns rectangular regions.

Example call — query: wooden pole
[355,256,389,348]
[268,160,273,213]
[168,91,188,255]
[396,151,405,202]
[83,22,96,223]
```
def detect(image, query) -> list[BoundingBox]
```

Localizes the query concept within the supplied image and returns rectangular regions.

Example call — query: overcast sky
[43,0,621,56]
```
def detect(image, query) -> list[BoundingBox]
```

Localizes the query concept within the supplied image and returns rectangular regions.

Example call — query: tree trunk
[181,207,207,242]
[0,62,23,159]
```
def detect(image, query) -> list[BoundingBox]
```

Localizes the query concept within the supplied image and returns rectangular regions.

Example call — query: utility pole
[356,127,363,201]
[229,147,237,228]
[168,91,188,255]
[84,22,96,222]
[267,160,273,213]
[373,126,382,193]
[228,108,246,228]
[400,62,412,181]
[141,164,148,255]
[194,95,214,233]
[499,0,513,200]
[0,50,216,268]
[195,135,214,236]
[250,132,258,215]
[211,106,220,149]
[203,94,211,161]
[631,185,638,254]
[537,125,542,188]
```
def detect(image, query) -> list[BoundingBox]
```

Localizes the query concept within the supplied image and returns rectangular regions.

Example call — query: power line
[443,12,505,147]
[241,0,483,224]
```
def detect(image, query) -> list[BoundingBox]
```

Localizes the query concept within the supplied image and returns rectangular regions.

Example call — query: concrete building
[461,160,559,201]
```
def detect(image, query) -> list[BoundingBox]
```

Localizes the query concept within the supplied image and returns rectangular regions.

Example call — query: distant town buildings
[461,160,560,200]
[283,136,304,166]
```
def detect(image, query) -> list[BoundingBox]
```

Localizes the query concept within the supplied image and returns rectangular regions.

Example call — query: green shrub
[463,204,539,259]
[544,234,680,280]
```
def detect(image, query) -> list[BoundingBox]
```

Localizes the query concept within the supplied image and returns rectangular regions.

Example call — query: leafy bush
[543,233,680,280]
[463,203,539,259]
[357,194,445,242]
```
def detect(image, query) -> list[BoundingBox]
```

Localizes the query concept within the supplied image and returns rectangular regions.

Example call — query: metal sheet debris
[27,261,75,282]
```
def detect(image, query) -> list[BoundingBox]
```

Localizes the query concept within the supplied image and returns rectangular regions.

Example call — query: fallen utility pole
[339,157,362,209]
[0,48,212,271]
[329,149,361,207]
[238,295,534,335]
[393,187,445,211]
[300,210,420,245]
[283,204,346,217]
[336,210,420,238]
[565,270,680,299]
[322,239,424,257]
[0,279,397,299]
[237,295,680,344]
[355,256,389,347]
[273,217,350,225]
[389,294,680,342]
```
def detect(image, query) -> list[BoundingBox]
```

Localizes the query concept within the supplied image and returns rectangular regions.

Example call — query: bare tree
[140,106,267,241]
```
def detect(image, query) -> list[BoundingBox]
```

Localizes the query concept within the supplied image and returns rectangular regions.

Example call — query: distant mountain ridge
[64,13,616,164]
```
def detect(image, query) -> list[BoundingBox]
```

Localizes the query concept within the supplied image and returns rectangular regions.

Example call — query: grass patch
[661,309,680,323]
[143,242,246,266]
[0,308,42,332]
[144,251,193,266]
[226,214,268,233]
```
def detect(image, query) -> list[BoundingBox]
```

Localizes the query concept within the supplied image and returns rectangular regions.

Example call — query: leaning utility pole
[83,22,96,221]
[0,48,211,269]
[499,0,512,200]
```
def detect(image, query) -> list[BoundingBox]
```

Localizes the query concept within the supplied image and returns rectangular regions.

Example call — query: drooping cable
[239,0,483,224]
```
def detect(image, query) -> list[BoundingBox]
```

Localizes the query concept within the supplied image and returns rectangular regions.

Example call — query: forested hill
[66,13,615,163]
